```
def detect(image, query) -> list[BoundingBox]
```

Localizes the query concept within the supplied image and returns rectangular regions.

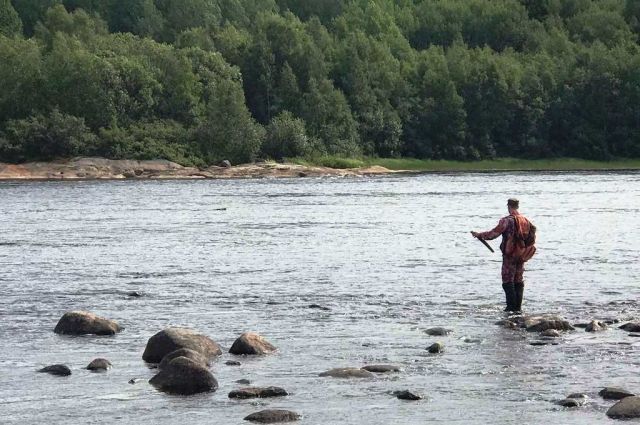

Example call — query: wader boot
[514,282,524,313]
[502,283,517,312]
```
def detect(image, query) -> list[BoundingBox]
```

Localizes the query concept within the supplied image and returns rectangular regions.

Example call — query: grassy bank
[290,157,640,172]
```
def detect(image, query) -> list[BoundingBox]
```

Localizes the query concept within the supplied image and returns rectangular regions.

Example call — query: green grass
[289,156,640,171]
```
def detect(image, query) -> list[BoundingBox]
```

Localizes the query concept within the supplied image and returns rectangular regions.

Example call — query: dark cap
[507,198,519,209]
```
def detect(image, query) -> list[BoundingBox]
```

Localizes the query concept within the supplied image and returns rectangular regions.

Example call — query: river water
[0,172,638,424]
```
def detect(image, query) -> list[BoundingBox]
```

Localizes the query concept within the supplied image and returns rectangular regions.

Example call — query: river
[0,172,638,424]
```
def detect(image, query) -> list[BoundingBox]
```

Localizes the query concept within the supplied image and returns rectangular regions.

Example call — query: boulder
[149,357,218,395]
[599,387,635,400]
[38,364,71,376]
[557,398,583,407]
[319,368,375,378]
[86,358,112,371]
[244,409,301,423]
[585,320,607,332]
[218,160,232,168]
[425,327,452,336]
[523,315,574,332]
[228,386,288,399]
[159,348,208,370]
[362,364,400,373]
[619,322,640,332]
[607,396,640,419]
[428,342,444,353]
[54,311,122,336]
[394,390,422,400]
[142,327,221,363]
[229,332,276,355]
[541,329,561,338]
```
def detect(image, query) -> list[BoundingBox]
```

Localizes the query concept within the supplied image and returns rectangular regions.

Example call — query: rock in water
[229,332,276,355]
[585,320,607,332]
[607,396,640,419]
[158,348,208,370]
[142,327,222,363]
[38,364,71,376]
[86,358,112,371]
[228,386,288,399]
[149,357,218,395]
[619,322,640,332]
[226,360,241,366]
[523,315,574,332]
[319,368,375,378]
[394,390,422,400]
[541,329,561,337]
[54,311,122,336]
[244,409,301,423]
[428,342,444,353]
[599,387,635,400]
[362,364,401,373]
[425,327,452,336]
[556,398,583,407]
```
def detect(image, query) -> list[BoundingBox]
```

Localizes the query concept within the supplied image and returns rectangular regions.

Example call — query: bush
[262,111,312,159]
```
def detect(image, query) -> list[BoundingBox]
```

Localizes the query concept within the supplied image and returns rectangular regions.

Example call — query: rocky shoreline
[0,157,396,181]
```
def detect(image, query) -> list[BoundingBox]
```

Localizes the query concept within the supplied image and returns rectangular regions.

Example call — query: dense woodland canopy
[1,0,640,165]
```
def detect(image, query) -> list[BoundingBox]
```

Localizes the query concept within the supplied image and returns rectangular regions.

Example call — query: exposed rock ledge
[0,158,396,180]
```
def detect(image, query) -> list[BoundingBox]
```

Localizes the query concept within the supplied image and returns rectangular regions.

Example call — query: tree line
[1,0,640,165]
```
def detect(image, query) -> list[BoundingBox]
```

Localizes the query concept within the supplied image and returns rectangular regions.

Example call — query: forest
[1,0,640,166]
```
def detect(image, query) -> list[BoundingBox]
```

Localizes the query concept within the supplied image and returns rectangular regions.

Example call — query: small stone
[541,329,561,338]
[236,379,251,385]
[228,386,288,399]
[226,360,241,366]
[394,390,422,400]
[620,322,640,332]
[425,327,452,336]
[427,342,444,353]
[319,368,375,378]
[244,409,301,423]
[86,358,112,371]
[557,398,582,407]
[567,393,588,399]
[599,387,635,400]
[229,332,277,355]
[585,320,607,332]
[38,364,71,376]
[607,396,640,419]
[127,291,143,298]
[128,378,143,384]
[362,364,400,373]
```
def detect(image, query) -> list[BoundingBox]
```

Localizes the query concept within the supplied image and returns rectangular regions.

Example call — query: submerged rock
[585,320,607,332]
[541,329,561,338]
[159,348,208,370]
[244,409,301,423]
[86,358,112,371]
[362,364,400,373]
[54,311,122,336]
[523,315,574,332]
[319,368,375,378]
[567,393,588,399]
[599,387,635,400]
[142,327,221,363]
[607,396,640,419]
[308,304,330,311]
[149,357,218,395]
[226,360,241,366]
[425,327,452,336]
[236,379,251,385]
[38,364,71,376]
[394,390,422,400]
[228,386,288,399]
[557,398,583,407]
[229,332,276,355]
[619,322,640,332]
[427,342,444,353]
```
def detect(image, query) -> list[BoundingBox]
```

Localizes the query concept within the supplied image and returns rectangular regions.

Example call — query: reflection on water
[0,172,638,424]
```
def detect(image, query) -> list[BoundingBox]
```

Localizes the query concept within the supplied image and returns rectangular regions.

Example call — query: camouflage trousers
[502,256,525,284]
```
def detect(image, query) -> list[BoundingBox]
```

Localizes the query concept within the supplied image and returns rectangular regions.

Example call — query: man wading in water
[471,198,536,313]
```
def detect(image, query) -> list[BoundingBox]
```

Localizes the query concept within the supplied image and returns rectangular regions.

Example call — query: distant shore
[0,157,639,181]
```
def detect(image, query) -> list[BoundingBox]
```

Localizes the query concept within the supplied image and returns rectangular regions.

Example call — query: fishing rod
[470,231,494,253]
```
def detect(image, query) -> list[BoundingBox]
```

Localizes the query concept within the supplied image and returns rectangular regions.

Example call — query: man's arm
[471,217,508,241]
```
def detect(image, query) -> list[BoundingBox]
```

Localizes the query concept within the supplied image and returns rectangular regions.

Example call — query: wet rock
[142,327,222,363]
[557,398,583,407]
[394,390,422,400]
[226,360,241,366]
[425,327,452,336]
[530,340,558,346]
[228,386,288,399]
[244,409,301,423]
[149,357,218,395]
[619,322,640,332]
[599,387,635,400]
[629,333,640,337]
[218,160,232,168]
[567,393,588,399]
[427,342,444,353]
[38,364,71,376]
[229,332,276,355]
[585,320,607,332]
[54,311,122,336]
[541,329,561,338]
[128,378,143,384]
[236,379,251,385]
[159,348,208,370]
[573,323,589,328]
[362,364,400,373]
[127,291,143,298]
[523,315,574,332]
[308,304,330,311]
[86,358,112,371]
[607,396,640,419]
[496,319,518,329]
[319,368,375,378]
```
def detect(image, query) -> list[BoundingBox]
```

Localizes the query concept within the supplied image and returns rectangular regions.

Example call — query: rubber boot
[514,282,524,313]
[502,283,516,312]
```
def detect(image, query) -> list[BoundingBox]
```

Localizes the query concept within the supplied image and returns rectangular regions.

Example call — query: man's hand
[470,231,479,238]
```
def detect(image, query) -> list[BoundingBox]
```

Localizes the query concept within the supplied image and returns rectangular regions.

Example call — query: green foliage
[263,111,313,159]
[0,0,22,36]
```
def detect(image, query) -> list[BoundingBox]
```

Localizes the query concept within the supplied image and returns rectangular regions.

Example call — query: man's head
[507,198,519,213]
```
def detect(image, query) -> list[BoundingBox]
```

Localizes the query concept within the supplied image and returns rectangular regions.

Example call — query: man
[471,198,536,313]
